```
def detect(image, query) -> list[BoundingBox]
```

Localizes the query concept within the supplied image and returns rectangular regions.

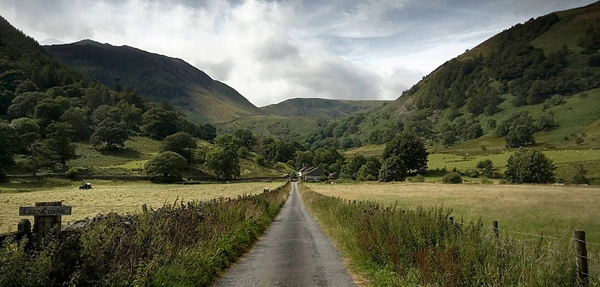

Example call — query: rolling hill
[260,98,389,120]
[306,1,600,151]
[45,40,263,124]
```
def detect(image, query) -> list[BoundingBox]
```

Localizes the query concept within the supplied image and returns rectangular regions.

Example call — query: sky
[0,0,597,106]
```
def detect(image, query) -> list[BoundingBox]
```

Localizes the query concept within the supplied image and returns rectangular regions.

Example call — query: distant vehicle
[79,182,92,189]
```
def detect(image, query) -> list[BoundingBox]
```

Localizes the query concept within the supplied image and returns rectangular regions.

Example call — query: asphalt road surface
[213,182,357,287]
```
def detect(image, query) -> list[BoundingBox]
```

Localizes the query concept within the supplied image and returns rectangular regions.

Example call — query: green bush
[442,172,462,184]
[413,174,425,182]
[504,149,555,183]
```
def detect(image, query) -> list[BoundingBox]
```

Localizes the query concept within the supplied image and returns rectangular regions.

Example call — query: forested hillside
[45,40,263,124]
[0,16,216,178]
[305,2,600,151]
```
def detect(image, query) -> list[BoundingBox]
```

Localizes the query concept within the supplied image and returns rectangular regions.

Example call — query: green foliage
[0,121,17,174]
[505,149,556,183]
[0,184,289,286]
[562,164,589,185]
[141,108,179,139]
[577,24,600,51]
[383,133,428,173]
[343,154,366,179]
[90,118,128,149]
[214,134,241,151]
[357,157,381,180]
[379,156,407,182]
[294,150,314,171]
[160,132,197,165]
[497,112,536,147]
[144,151,187,179]
[234,129,257,149]
[313,148,344,172]
[442,172,463,184]
[302,187,579,286]
[60,107,91,140]
[205,147,240,180]
[44,122,76,168]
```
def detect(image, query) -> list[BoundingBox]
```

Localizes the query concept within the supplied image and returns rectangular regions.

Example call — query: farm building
[298,166,326,181]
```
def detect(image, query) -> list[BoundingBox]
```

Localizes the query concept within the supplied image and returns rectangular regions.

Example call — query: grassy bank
[0,180,284,232]
[0,182,290,286]
[300,183,597,286]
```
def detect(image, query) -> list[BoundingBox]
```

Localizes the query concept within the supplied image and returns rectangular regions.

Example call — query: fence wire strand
[493,227,565,241]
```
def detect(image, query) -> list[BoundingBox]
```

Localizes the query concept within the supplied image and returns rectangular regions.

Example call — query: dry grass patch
[306,182,600,244]
[0,181,283,232]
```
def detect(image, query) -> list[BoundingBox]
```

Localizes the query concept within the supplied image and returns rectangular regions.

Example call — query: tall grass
[0,182,289,286]
[300,184,590,286]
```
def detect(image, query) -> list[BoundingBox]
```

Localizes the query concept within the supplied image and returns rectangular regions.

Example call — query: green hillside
[216,114,320,140]
[45,40,263,124]
[260,98,389,120]
[306,2,600,151]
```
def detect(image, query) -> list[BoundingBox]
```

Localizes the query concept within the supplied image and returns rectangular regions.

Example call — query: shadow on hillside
[100,148,141,159]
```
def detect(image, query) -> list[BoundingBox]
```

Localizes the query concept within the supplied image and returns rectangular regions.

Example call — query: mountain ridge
[45,40,263,124]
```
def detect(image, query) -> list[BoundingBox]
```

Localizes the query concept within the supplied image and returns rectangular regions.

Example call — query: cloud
[1,0,597,107]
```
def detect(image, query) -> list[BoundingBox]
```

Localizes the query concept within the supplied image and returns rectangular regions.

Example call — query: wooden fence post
[492,221,499,239]
[574,230,589,286]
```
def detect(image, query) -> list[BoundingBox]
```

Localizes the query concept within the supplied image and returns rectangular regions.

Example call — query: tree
[379,156,407,182]
[504,149,556,183]
[357,157,381,180]
[7,91,46,118]
[234,129,257,149]
[34,98,63,127]
[313,148,344,172]
[214,134,241,151]
[383,133,428,173]
[91,105,121,125]
[141,108,179,139]
[343,154,366,179]
[505,124,535,148]
[20,132,43,175]
[90,118,128,149]
[145,151,187,179]
[205,146,240,180]
[44,122,76,169]
[0,122,17,179]
[294,151,314,171]
[160,132,197,165]
[60,107,91,140]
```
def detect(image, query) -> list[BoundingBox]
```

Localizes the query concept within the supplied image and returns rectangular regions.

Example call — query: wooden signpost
[19,201,72,242]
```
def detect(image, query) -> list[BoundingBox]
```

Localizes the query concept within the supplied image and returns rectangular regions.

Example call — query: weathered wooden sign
[19,206,72,216]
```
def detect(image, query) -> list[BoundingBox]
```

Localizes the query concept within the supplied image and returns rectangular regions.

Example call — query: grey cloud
[286,57,382,100]
[196,59,234,81]
[255,37,300,61]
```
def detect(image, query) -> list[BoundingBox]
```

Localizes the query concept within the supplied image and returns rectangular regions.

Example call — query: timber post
[574,230,589,286]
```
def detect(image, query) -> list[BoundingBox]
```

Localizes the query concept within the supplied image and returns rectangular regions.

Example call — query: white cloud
[0,0,597,107]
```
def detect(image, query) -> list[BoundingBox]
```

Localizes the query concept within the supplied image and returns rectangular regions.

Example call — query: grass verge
[300,183,595,286]
[0,182,290,286]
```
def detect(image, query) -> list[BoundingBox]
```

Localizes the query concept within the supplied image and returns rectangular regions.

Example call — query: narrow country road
[213,182,357,287]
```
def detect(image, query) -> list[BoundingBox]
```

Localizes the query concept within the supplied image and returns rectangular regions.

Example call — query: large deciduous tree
[90,118,128,149]
[44,122,76,169]
[205,146,240,180]
[160,132,197,165]
[145,151,187,179]
[141,108,179,139]
[383,133,428,173]
[379,156,407,182]
[504,149,555,183]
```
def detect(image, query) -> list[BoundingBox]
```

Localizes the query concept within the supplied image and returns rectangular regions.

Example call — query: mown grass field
[0,180,283,233]
[305,182,600,246]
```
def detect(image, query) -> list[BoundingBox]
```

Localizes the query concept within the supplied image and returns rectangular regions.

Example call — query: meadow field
[0,180,283,233]
[305,182,600,245]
